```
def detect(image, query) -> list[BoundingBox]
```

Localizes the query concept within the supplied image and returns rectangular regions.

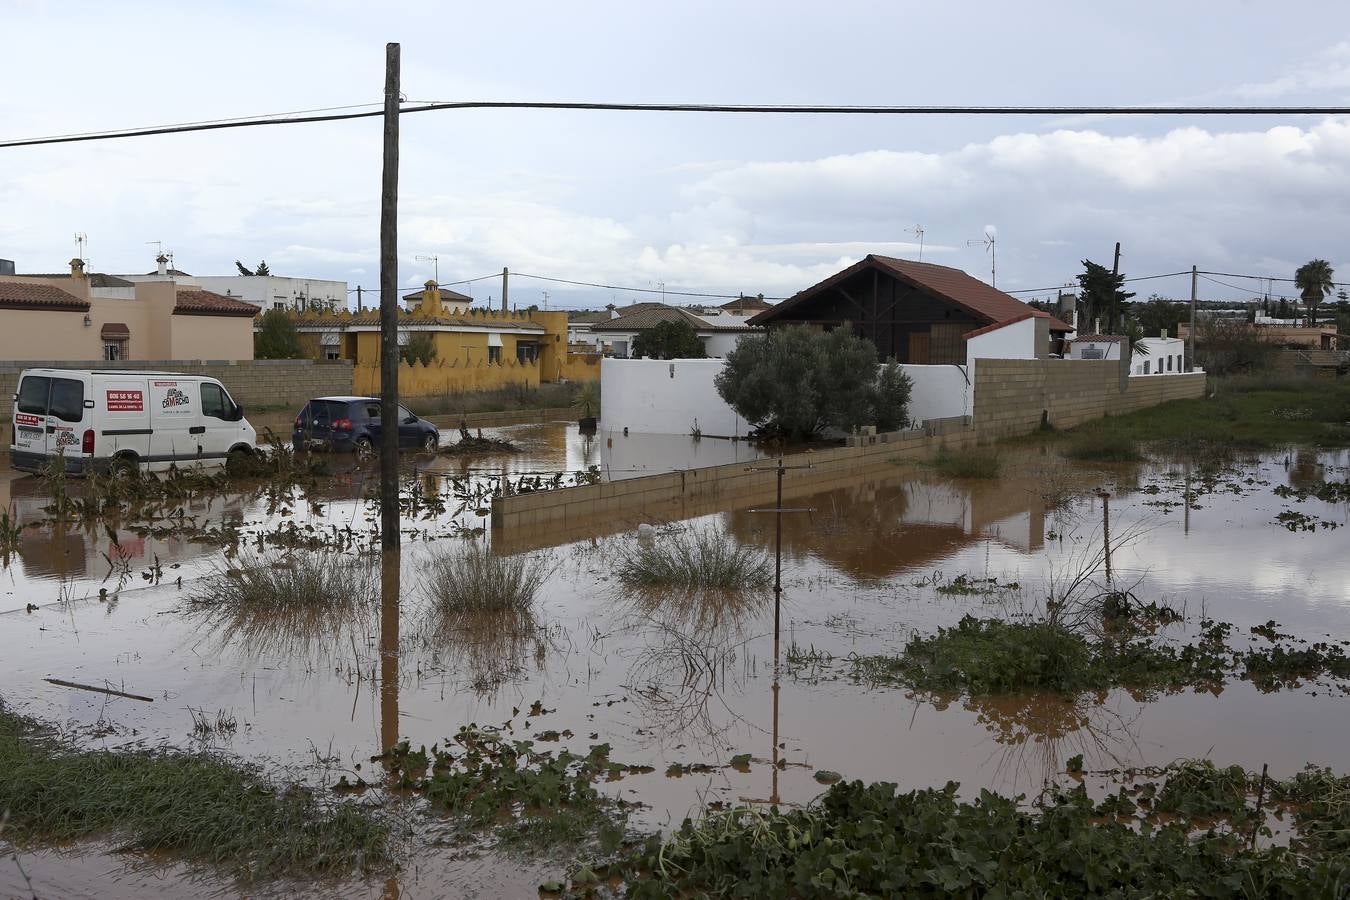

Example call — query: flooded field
[2,419,1348,898]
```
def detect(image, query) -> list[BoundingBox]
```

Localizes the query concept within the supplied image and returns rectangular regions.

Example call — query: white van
[10,369,257,476]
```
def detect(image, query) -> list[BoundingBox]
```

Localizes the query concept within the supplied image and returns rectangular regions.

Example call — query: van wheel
[354,437,373,459]
[111,455,138,479]
[422,434,438,453]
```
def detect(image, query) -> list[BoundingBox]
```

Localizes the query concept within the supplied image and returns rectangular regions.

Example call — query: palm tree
[1294,259,1334,327]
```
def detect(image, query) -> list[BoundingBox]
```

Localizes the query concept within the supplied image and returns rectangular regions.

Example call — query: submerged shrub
[932,447,1002,479]
[421,543,550,615]
[617,529,771,591]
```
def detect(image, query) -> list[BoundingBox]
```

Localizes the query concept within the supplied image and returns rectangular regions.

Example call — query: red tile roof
[174,290,259,317]
[749,255,1074,333]
[0,282,90,311]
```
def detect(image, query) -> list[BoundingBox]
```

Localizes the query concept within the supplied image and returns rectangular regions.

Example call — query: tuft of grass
[422,543,550,616]
[0,704,389,878]
[1064,431,1145,462]
[617,529,771,591]
[932,447,1002,479]
[405,382,592,418]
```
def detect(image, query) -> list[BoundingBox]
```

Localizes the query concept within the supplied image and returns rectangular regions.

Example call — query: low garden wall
[492,360,1206,535]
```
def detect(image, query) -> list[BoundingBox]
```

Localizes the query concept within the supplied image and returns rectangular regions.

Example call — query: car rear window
[306,400,347,422]
[48,378,85,422]
[16,376,49,416]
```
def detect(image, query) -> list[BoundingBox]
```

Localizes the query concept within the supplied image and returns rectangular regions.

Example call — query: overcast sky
[4,0,1350,309]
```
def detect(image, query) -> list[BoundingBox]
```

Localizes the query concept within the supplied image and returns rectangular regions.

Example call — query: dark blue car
[292,396,439,456]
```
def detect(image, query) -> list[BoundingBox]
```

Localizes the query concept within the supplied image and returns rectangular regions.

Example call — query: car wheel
[422,433,438,453]
[354,437,374,459]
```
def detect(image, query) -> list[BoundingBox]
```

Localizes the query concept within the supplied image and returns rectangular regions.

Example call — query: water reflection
[723,474,1049,581]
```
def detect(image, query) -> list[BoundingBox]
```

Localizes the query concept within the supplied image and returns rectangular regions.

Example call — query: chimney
[1093,317,1101,334]
[421,280,441,315]
[156,253,168,276]
[606,303,618,320]
[69,257,86,278]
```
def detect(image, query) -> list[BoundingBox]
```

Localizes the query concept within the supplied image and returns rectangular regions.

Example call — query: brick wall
[0,359,354,423]
[972,359,1206,439]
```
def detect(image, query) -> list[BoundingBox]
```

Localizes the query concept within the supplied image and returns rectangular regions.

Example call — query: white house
[1133,336,1186,375]
[588,303,759,358]
[120,256,347,312]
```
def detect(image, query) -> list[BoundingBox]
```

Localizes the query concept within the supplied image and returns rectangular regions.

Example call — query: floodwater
[1,423,1348,898]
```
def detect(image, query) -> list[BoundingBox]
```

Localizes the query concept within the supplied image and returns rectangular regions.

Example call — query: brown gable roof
[592,304,756,333]
[174,290,259,317]
[0,282,90,311]
[749,255,1073,333]
[19,272,134,288]
[720,295,772,312]
[402,287,474,304]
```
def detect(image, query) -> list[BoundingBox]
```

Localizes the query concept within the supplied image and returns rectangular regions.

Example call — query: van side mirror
[231,404,245,421]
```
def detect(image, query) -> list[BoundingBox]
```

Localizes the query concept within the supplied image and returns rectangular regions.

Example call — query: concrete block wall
[492,360,1206,534]
[0,359,354,423]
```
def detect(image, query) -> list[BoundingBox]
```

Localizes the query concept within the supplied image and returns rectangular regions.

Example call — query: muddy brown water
[1,425,1348,898]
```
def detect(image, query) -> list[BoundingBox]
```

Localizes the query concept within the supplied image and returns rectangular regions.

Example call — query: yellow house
[0,259,258,361]
[291,281,597,396]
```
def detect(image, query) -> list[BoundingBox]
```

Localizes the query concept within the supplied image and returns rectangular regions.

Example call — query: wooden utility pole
[379,42,401,551]
[1109,241,1121,333]
[501,267,509,314]
[1188,265,1198,372]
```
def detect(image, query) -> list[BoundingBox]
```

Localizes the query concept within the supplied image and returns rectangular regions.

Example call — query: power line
[511,271,784,300]
[1004,270,1194,294]
[6,100,1350,149]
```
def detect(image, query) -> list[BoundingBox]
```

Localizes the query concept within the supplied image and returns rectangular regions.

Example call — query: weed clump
[851,615,1232,696]
[617,529,770,591]
[0,705,388,878]
[932,447,1002,479]
[575,774,1349,897]
[194,550,376,613]
[422,543,550,615]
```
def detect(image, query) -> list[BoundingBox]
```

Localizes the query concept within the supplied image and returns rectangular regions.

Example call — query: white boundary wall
[600,357,745,437]
[898,364,971,425]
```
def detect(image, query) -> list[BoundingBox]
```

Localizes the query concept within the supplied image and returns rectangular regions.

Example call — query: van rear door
[14,374,51,457]
[45,376,88,459]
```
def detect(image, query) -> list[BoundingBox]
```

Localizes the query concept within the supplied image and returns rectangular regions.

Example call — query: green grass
[0,704,389,878]
[931,446,1002,479]
[572,773,1349,897]
[617,529,771,591]
[421,543,550,615]
[1019,376,1350,454]
[1064,431,1145,462]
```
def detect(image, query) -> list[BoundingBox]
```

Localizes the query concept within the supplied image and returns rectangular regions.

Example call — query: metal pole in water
[1101,491,1112,581]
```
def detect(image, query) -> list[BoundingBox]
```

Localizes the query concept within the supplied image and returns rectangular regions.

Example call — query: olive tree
[715,325,911,440]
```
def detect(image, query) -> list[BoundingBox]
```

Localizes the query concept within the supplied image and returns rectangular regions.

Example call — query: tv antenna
[967,228,997,287]
[414,254,439,283]
[541,290,550,310]
[74,232,88,267]
[906,225,925,260]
